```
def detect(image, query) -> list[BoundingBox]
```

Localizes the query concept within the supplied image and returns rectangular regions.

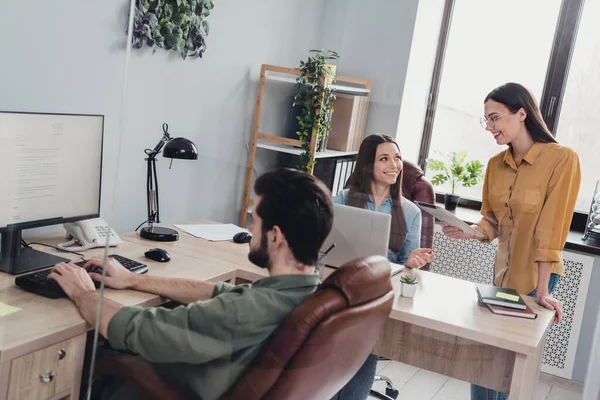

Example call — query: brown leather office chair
[402,160,435,270]
[94,256,394,400]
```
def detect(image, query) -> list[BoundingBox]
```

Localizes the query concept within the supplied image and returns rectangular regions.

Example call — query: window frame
[415,0,588,231]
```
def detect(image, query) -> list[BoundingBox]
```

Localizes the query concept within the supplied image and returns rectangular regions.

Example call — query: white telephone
[58,218,123,251]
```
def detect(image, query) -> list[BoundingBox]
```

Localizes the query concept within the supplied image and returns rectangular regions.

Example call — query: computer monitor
[0,111,104,274]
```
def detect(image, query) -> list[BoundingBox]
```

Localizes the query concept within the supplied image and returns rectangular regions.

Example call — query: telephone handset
[58,218,123,251]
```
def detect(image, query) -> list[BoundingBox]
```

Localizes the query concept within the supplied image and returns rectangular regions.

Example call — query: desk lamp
[140,123,198,241]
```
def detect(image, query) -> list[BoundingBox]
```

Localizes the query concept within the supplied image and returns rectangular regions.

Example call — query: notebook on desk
[476,284,527,310]
[483,303,538,319]
[391,263,404,276]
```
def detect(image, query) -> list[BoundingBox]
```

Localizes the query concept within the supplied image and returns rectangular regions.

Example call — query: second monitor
[0,111,104,274]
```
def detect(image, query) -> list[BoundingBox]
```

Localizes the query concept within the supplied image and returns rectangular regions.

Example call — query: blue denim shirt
[333,189,422,264]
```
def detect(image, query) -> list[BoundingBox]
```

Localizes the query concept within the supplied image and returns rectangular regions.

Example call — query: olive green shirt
[107,274,320,400]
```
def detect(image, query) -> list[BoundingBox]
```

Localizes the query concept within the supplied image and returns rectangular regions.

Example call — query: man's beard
[248,233,270,270]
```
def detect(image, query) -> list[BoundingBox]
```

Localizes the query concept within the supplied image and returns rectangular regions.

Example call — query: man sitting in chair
[49,168,334,400]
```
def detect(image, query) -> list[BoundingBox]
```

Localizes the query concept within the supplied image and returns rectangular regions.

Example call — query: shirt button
[509,216,513,220]
[509,186,512,190]
[505,203,509,207]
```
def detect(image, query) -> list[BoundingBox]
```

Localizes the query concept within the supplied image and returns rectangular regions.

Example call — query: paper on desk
[0,302,21,317]
[391,263,405,276]
[175,224,248,241]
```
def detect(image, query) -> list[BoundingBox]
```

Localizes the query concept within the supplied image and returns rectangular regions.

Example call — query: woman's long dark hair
[345,134,407,252]
[484,83,557,144]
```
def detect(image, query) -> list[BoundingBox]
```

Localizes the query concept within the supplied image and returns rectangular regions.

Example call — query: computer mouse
[233,232,252,244]
[144,248,171,262]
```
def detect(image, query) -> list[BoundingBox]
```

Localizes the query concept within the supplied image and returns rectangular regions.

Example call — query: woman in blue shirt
[333,133,434,268]
[331,134,435,400]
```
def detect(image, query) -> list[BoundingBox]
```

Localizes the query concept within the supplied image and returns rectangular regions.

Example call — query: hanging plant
[292,49,339,172]
[132,0,215,59]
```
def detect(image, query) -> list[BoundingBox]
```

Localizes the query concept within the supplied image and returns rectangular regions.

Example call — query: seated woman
[331,133,435,400]
[333,133,434,268]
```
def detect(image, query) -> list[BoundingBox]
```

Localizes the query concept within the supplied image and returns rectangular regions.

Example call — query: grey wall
[320,0,419,137]
[0,1,127,235]
[573,253,600,382]
[1,0,327,234]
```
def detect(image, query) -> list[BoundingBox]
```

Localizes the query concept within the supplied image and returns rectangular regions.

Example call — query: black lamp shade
[163,137,198,160]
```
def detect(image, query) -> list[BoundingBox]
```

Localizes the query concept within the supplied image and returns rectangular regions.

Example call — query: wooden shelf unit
[239,64,371,227]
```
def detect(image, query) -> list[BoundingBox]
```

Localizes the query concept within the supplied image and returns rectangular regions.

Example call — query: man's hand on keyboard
[83,256,136,290]
[48,262,97,301]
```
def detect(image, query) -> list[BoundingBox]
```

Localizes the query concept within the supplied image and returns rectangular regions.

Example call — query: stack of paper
[174,224,247,242]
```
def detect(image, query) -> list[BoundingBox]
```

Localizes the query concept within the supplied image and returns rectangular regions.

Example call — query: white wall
[0,1,127,235]
[321,0,419,137]
[1,0,327,234]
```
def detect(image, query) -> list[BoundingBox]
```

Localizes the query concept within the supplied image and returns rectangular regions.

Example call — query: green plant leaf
[450,164,465,179]
[426,159,446,171]
[431,174,448,186]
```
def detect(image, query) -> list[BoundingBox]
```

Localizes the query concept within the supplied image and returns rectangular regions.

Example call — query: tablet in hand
[414,201,485,238]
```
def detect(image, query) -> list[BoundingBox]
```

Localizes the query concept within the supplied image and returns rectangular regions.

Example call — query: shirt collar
[252,274,320,290]
[368,196,392,205]
[503,143,544,169]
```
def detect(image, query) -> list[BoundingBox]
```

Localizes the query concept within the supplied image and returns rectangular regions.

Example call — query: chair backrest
[402,160,435,269]
[222,256,393,400]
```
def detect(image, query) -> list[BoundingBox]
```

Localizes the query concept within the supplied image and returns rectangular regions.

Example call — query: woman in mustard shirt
[442,83,581,400]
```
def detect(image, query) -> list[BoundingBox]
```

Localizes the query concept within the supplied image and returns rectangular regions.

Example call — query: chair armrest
[94,354,186,400]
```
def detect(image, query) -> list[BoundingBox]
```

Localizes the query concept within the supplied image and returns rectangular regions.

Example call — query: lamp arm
[145,123,172,225]
[146,123,173,159]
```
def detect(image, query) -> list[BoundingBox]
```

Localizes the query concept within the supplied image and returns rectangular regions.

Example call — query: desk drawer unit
[8,334,85,400]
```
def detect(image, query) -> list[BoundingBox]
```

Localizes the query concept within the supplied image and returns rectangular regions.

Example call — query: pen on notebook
[319,243,336,261]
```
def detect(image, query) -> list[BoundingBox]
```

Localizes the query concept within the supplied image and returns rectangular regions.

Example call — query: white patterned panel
[429,229,496,285]
[429,225,594,379]
[542,250,593,379]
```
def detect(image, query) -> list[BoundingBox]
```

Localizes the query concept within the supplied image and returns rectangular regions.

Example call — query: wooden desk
[126,222,555,399]
[372,268,554,399]
[0,234,249,400]
[0,223,553,400]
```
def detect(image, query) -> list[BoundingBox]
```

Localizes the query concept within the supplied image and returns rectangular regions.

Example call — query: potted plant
[400,275,418,298]
[293,49,339,172]
[132,0,215,59]
[426,151,485,211]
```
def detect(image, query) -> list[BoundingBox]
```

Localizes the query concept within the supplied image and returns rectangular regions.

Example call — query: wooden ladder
[239,64,371,227]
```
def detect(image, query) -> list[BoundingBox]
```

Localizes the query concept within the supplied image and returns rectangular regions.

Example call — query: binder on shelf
[328,94,369,152]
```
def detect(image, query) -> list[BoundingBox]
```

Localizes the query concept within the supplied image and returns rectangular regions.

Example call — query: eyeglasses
[479,111,515,129]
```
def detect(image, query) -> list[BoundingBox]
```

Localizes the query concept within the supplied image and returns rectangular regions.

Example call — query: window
[552,0,600,212]
[395,0,445,164]
[398,0,593,226]
[425,0,561,199]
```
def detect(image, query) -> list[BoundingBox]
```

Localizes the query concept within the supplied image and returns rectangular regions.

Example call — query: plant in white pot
[400,275,418,298]
[426,151,485,211]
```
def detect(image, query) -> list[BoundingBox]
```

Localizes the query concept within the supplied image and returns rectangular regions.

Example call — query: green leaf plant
[132,0,214,60]
[426,151,485,195]
[292,50,339,171]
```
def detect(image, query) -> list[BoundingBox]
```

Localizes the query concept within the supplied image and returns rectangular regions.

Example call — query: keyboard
[15,254,149,299]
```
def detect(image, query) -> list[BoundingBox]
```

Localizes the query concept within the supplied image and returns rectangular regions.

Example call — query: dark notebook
[476,284,527,310]
[484,303,538,319]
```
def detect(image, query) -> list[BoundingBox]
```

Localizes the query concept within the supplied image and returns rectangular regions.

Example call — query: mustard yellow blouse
[475,142,581,294]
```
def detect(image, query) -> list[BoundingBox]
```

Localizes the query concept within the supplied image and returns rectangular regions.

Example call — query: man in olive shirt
[49,168,334,400]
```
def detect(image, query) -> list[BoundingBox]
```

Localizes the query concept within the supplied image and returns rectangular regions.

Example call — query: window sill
[434,202,600,256]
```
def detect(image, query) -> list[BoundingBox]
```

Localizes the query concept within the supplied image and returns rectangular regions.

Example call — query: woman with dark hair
[331,133,434,400]
[334,133,434,268]
[442,83,581,400]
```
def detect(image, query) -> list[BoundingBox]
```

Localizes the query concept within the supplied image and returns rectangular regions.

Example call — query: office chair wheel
[385,388,399,399]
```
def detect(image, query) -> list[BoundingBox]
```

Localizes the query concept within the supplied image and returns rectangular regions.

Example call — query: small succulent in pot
[400,275,418,298]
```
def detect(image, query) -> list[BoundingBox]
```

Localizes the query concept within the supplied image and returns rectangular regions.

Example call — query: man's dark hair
[254,168,334,265]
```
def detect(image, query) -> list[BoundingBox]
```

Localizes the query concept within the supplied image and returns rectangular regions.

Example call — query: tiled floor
[369,360,583,400]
